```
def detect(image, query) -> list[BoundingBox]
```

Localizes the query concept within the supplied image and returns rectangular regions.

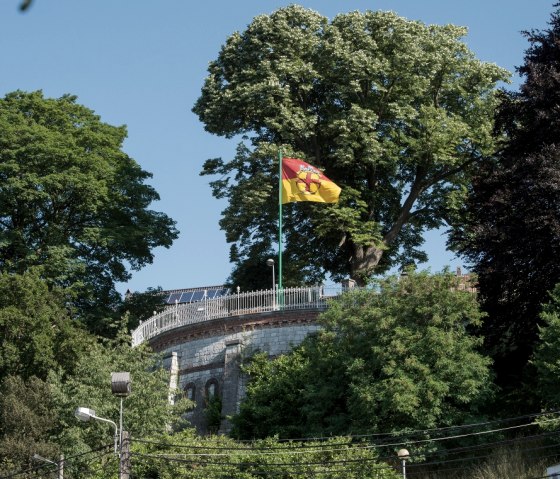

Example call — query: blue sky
[0,1,552,293]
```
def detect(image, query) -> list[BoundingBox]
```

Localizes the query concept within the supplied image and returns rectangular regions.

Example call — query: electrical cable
[270,408,560,443]
[0,443,113,479]
[128,428,560,477]
[132,416,558,458]
[417,428,560,461]
[407,442,560,471]
[133,408,560,452]
[131,450,397,470]
[130,452,398,478]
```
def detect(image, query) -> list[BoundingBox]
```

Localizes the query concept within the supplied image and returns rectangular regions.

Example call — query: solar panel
[191,291,205,302]
[161,286,229,306]
[167,292,182,304]
[180,291,194,303]
[206,288,218,299]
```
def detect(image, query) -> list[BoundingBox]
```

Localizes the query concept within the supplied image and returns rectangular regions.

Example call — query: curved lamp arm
[74,407,119,454]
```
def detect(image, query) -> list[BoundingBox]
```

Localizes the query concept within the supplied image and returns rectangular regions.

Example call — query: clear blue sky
[0,1,552,294]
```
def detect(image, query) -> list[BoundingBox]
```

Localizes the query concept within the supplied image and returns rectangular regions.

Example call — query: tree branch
[382,167,427,246]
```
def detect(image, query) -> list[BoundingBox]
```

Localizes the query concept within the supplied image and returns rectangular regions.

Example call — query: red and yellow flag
[281,158,341,204]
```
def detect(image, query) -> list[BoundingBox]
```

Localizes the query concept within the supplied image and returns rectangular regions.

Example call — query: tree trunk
[350,244,385,286]
[350,175,427,285]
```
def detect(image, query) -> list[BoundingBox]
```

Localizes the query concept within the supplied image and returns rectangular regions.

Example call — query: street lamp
[33,454,63,479]
[266,258,275,291]
[111,371,131,450]
[74,407,119,454]
[266,258,276,309]
[75,373,131,479]
[397,448,410,479]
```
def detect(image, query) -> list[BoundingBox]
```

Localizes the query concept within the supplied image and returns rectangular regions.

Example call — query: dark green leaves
[233,271,492,439]
[0,91,178,334]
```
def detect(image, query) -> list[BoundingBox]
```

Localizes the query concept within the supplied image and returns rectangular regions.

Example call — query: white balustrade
[131,285,344,347]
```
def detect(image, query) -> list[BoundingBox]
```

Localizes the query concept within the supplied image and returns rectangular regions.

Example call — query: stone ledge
[148,309,322,352]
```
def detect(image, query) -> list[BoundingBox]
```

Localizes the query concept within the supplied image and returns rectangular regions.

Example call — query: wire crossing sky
[0,1,552,294]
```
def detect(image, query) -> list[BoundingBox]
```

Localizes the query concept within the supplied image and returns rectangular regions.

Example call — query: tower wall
[150,309,322,433]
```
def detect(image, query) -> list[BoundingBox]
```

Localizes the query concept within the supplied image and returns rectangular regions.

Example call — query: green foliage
[44,333,191,477]
[204,395,223,435]
[194,6,509,287]
[0,270,93,383]
[0,90,178,335]
[233,270,493,439]
[450,5,560,402]
[532,284,560,410]
[465,445,550,479]
[132,431,399,479]
[0,375,59,475]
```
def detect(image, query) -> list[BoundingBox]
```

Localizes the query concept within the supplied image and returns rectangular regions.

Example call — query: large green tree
[532,284,560,411]
[0,90,178,333]
[451,5,560,401]
[232,270,492,439]
[0,375,59,476]
[0,270,93,384]
[194,6,508,287]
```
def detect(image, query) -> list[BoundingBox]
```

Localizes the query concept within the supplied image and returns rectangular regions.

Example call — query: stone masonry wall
[149,309,322,433]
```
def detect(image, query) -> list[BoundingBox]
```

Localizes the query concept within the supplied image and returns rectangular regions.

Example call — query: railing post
[236,286,240,315]
[204,290,208,319]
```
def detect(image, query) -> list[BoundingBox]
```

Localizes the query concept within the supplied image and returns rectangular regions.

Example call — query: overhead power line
[0,444,113,479]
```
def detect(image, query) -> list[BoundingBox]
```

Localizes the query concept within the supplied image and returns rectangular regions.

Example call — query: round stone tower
[131,286,335,433]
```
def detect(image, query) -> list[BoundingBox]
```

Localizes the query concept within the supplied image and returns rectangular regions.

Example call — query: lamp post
[75,372,131,479]
[266,258,276,309]
[111,372,132,479]
[111,372,131,452]
[33,453,63,479]
[397,449,410,479]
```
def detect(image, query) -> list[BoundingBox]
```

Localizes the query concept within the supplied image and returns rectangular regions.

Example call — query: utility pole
[119,431,131,479]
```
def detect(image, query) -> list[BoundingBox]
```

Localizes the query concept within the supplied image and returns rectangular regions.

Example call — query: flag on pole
[281,158,341,204]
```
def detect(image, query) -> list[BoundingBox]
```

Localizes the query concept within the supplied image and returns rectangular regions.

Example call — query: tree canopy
[0,333,190,478]
[194,6,509,288]
[232,270,492,439]
[451,5,560,399]
[532,284,560,411]
[0,270,93,384]
[0,90,178,333]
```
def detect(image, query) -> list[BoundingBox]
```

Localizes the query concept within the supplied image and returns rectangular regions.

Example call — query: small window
[184,382,196,401]
[205,378,219,400]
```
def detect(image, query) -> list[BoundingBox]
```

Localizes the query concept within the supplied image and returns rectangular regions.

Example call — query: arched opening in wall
[205,378,219,403]
[204,378,222,434]
[184,382,196,402]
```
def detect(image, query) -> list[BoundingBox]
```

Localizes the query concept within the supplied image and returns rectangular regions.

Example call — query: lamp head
[266,258,275,267]
[111,371,131,397]
[397,448,410,460]
[74,407,96,422]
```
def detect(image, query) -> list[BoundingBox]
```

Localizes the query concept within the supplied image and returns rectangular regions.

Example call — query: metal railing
[131,285,343,347]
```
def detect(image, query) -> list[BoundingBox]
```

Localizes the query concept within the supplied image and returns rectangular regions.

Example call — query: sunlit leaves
[194,6,509,286]
[233,271,492,438]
